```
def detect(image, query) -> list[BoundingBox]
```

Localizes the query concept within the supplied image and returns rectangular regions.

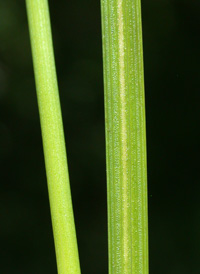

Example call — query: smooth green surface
[26,1,81,273]
[101,0,149,273]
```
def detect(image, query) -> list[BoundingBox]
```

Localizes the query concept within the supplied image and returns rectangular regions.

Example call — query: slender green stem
[25,1,81,273]
[101,0,148,273]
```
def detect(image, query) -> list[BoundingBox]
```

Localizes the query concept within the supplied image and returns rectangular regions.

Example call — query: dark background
[0,0,200,273]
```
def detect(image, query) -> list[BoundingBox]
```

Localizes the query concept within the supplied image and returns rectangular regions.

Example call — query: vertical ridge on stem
[101,0,149,273]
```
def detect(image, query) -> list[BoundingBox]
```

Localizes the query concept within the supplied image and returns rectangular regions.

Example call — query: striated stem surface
[100,0,149,273]
[26,1,81,273]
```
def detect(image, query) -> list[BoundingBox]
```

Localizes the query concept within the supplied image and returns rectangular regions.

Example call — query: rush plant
[26,0,148,273]
[100,0,149,273]
[25,0,81,273]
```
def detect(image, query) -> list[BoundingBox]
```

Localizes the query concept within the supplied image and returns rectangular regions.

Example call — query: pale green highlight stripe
[25,0,81,273]
[117,0,131,272]
[101,0,149,273]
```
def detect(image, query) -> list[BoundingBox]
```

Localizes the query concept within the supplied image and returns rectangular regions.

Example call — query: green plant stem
[25,0,81,273]
[101,0,148,273]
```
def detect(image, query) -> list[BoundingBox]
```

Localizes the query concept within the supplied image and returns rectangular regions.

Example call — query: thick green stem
[25,1,81,273]
[101,0,149,273]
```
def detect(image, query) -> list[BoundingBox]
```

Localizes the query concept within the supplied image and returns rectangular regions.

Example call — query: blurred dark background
[0,0,200,273]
